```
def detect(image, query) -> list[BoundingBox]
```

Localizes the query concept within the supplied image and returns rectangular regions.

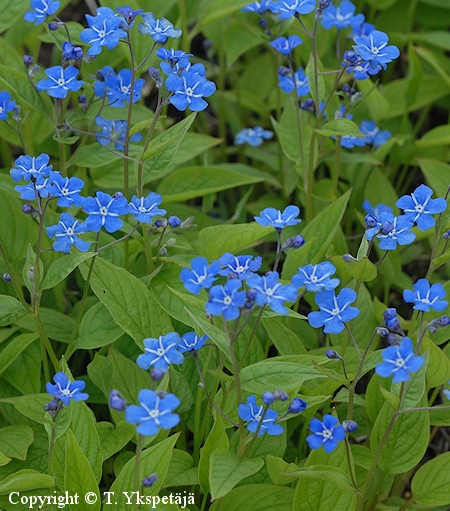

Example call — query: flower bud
[282,235,305,250]
[288,398,307,414]
[443,231,450,240]
[109,389,128,411]
[23,55,33,68]
[364,214,378,229]
[301,98,315,112]
[155,219,168,229]
[78,95,87,104]
[376,327,389,337]
[262,392,274,405]
[385,316,401,332]
[326,349,343,361]
[343,50,359,65]
[343,253,357,262]
[44,400,59,412]
[48,21,59,30]
[383,308,397,320]
[22,203,34,215]
[342,420,358,432]
[113,191,124,199]
[387,333,404,346]
[155,390,168,399]
[142,473,158,487]
[273,390,289,401]
[27,266,35,283]
[380,220,394,235]
[428,315,450,333]
[168,216,181,228]
[278,66,289,77]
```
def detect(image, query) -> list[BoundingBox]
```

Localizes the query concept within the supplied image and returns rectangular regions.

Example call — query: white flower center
[322,428,333,440]
[223,296,232,305]
[100,206,108,215]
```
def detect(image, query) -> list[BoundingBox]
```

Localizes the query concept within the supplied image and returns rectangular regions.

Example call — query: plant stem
[133,434,143,492]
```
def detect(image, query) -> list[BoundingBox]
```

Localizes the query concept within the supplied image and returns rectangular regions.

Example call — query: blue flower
[359,121,391,147]
[308,288,360,334]
[321,0,364,30]
[160,59,205,77]
[345,59,382,80]
[288,398,307,414]
[403,278,448,313]
[365,212,416,250]
[137,333,184,372]
[36,65,83,99]
[180,257,221,294]
[218,252,262,280]
[139,12,182,42]
[125,389,180,436]
[340,134,366,149]
[127,193,166,223]
[93,66,116,97]
[306,415,346,453]
[242,0,273,13]
[0,91,16,121]
[362,200,393,218]
[156,48,193,63]
[95,116,142,151]
[62,42,83,61]
[24,0,60,25]
[46,372,89,406]
[247,272,298,314]
[292,261,340,292]
[15,176,51,200]
[10,153,52,182]
[46,213,91,253]
[352,21,375,37]
[396,184,447,231]
[47,171,85,208]
[205,280,246,321]
[83,191,129,233]
[254,205,301,229]
[353,30,400,70]
[178,332,208,353]
[116,6,143,25]
[270,0,316,19]
[238,395,284,436]
[166,70,216,112]
[80,7,127,56]
[278,67,309,96]
[375,337,425,383]
[444,381,450,400]
[234,126,274,147]
[103,69,146,108]
[270,35,303,55]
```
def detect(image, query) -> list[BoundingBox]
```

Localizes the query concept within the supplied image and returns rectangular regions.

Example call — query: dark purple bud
[301,98,315,112]
[380,220,394,235]
[383,308,397,320]
[78,95,87,104]
[344,50,359,66]
[3,273,11,283]
[387,333,404,346]
[259,19,268,28]
[155,219,168,229]
[319,0,331,9]
[282,235,305,250]
[24,55,33,68]
[142,473,158,487]
[96,69,105,80]
[12,105,22,122]
[168,216,181,228]
[428,315,450,333]
[155,390,168,399]
[443,231,450,240]
[246,289,258,302]
[343,253,357,262]
[109,389,127,411]
[44,400,59,412]
[113,192,124,199]
[151,367,165,382]
[326,349,342,360]
[385,316,401,332]
[365,214,378,229]
[288,398,307,414]
[149,66,162,85]
[48,21,59,30]
[273,390,289,401]
[376,327,389,337]
[262,392,274,405]
[342,419,358,432]
[342,83,351,93]
[22,203,34,215]
[278,66,289,77]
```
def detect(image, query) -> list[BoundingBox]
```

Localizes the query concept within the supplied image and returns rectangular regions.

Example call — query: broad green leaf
[0,425,34,460]
[170,368,194,414]
[417,158,450,197]
[306,53,325,106]
[199,414,229,494]
[165,449,198,487]
[41,252,96,290]
[210,484,294,511]
[289,466,356,493]
[196,223,273,260]
[2,339,41,395]
[379,385,400,410]
[0,295,27,327]
[0,394,49,424]
[421,336,450,388]
[16,308,75,343]
[0,333,37,376]
[22,244,43,293]
[0,469,55,496]
[416,124,450,148]
[262,317,307,355]
[96,421,134,462]
[411,31,450,51]
[411,452,450,506]
[414,46,450,89]
[224,23,265,67]
[0,452,10,466]
[210,450,264,501]
[79,258,172,346]
[69,144,126,168]
[197,0,250,29]
[346,256,377,282]
[315,119,363,138]
[64,429,100,511]
[0,1,28,32]
[266,456,300,485]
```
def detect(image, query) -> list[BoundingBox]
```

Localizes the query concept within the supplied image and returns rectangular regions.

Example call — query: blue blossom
[156,48,193,63]
[80,7,127,56]
[247,272,298,314]
[137,333,184,372]
[242,0,273,13]
[178,332,208,353]
[46,213,91,253]
[10,153,52,182]
[270,0,316,19]
[139,12,182,43]
[93,66,116,97]
[128,193,166,223]
[353,30,400,69]
[160,59,205,77]
[46,372,89,406]
[15,176,51,200]
[270,35,303,55]
[321,0,364,30]
[234,126,274,147]
[24,0,60,25]
[346,59,382,80]
[308,288,360,334]
[340,134,366,149]
[83,191,129,233]
[36,66,83,99]
[218,252,262,280]
[116,6,143,25]
[396,184,447,231]
[444,381,450,400]
[365,212,415,250]
[403,278,448,313]
[165,70,216,112]
[362,200,393,218]
[352,21,375,37]
[306,414,346,453]
[180,257,221,294]
[125,389,180,436]
[62,42,83,61]
[254,205,301,229]
[103,69,145,108]
[375,337,424,383]
[238,395,284,436]
[205,280,246,321]
[47,171,85,208]
[278,67,309,95]
[288,398,307,414]
[359,121,391,147]
[95,116,142,151]
[292,261,340,292]
[0,91,16,121]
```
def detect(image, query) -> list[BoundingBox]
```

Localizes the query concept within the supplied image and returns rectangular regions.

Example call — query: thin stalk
[243,405,270,456]
[239,306,266,370]
[344,437,359,490]
[344,323,362,359]
[272,230,283,272]
[133,434,143,491]
[34,312,60,372]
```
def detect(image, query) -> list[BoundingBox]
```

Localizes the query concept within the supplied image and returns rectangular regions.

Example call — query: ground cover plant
[0,0,450,510]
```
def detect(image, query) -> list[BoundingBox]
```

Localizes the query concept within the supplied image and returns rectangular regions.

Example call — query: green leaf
[69,144,123,168]
[266,456,300,485]
[22,244,44,293]
[0,452,11,466]
[306,53,325,106]
[414,46,450,89]
[0,425,34,460]
[79,258,172,346]
[224,23,265,67]
[64,429,100,511]
[210,450,264,501]
[196,223,273,260]
[41,252,96,290]
[262,317,307,355]
[3,339,41,394]
[379,385,400,410]
[210,484,294,511]
[411,452,450,506]
[197,0,250,29]
[0,333,37,376]
[421,336,450,388]
[289,466,356,493]
[417,158,450,198]
[346,256,377,282]
[96,421,134,462]
[0,295,27,327]
[0,469,55,496]
[0,393,49,424]
[165,449,199,487]
[315,119,363,138]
